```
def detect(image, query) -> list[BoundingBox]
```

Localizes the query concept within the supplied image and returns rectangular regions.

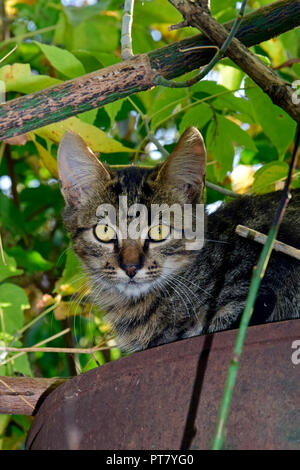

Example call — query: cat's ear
[156,127,206,202]
[57,131,111,206]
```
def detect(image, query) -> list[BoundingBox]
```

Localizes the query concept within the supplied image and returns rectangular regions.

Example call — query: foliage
[0,0,299,449]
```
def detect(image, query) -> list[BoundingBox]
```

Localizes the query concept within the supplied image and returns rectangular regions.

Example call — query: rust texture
[26,319,300,450]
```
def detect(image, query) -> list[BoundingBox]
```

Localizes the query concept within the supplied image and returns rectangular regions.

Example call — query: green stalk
[211,123,300,450]
[0,25,57,47]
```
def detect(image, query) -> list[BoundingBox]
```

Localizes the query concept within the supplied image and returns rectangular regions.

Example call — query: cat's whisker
[159,273,196,321]
[162,266,213,297]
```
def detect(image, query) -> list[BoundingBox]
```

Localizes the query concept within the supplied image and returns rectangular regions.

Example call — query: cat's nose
[123,264,138,278]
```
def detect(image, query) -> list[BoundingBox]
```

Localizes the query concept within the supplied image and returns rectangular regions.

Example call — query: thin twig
[206,181,240,198]
[0,345,113,354]
[0,44,17,63]
[212,122,300,450]
[154,0,248,88]
[236,224,300,260]
[0,232,6,266]
[121,0,134,60]
[0,25,57,48]
[169,20,189,31]
[0,328,71,367]
[272,58,300,70]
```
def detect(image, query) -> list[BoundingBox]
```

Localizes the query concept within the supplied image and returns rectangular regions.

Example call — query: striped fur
[58,129,300,352]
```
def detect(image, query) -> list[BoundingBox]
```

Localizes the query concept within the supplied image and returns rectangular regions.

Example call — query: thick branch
[0,376,67,415]
[169,0,300,122]
[0,0,299,140]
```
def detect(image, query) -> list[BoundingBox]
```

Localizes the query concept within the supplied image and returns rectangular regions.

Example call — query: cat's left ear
[57,131,111,206]
[156,127,206,202]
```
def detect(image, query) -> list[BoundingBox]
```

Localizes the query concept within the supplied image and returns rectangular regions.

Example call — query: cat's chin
[115,279,155,299]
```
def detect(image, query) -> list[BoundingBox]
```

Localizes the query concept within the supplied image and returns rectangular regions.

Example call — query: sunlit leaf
[33,41,85,79]
[252,161,290,194]
[245,78,296,157]
[54,248,87,295]
[30,134,59,178]
[0,283,29,335]
[35,117,133,153]
[0,63,60,94]
[7,246,53,274]
[179,103,213,134]
[0,251,23,283]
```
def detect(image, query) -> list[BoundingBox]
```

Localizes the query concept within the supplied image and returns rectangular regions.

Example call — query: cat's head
[57,127,206,299]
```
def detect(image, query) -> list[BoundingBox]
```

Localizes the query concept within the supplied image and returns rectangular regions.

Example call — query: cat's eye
[148,224,170,242]
[94,224,116,243]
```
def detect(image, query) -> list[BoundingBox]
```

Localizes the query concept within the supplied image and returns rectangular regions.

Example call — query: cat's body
[58,128,300,352]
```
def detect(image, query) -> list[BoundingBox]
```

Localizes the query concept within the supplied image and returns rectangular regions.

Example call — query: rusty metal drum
[26,320,300,450]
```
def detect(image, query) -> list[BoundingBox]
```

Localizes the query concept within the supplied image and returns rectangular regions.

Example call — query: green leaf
[105,99,126,126]
[0,193,26,236]
[252,161,290,194]
[0,415,10,435]
[0,251,23,283]
[217,64,244,90]
[7,246,53,274]
[134,0,181,25]
[0,283,29,335]
[54,248,87,295]
[78,108,98,126]
[179,103,213,134]
[35,117,133,154]
[72,16,119,53]
[72,49,103,73]
[206,119,234,181]
[245,78,296,157]
[0,64,61,94]
[150,88,187,130]
[33,41,85,79]
[218,117,257,151]
[63,1,113,26]
[206,116,256,181]
[212,95,255,123]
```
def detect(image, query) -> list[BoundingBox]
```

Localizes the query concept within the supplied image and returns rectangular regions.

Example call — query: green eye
[94,224,116,242]
[148,224,170,242]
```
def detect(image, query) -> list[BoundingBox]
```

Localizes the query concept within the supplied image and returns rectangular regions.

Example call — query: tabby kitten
[58,127,300,352]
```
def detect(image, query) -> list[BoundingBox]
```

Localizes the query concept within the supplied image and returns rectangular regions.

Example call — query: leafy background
[0,0,299,449]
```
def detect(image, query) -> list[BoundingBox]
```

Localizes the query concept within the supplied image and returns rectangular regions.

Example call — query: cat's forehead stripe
[113,166,154,203]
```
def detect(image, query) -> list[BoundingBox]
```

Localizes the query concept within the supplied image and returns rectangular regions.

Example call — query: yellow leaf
[54,301,82,321]
[29,133,59,178]
[0,64,61,94]
[35,117,133,154]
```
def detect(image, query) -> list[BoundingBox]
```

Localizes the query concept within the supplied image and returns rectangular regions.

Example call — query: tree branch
[154,0,248,88]
[0,0,299,140]
[168,0,300,122]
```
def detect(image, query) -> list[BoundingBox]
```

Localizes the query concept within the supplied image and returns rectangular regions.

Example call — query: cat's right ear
[156,127,206,203]
[57,131,111,206]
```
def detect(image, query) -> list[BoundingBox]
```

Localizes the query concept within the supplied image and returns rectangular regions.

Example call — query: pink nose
[124,264,138,278]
